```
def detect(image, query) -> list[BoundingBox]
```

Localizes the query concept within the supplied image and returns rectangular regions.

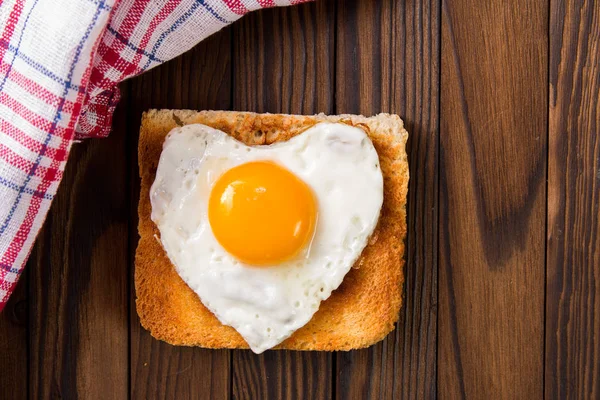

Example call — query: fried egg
[150,122,383,353]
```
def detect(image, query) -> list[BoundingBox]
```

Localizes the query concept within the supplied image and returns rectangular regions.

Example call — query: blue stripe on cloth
[0,0,42,94]
[0,263,20,274]
[106,26,165,63]
[0,176,54,200]
[86,0,112,12]
[143,0,231,70]
[201,0,231,24]
[0,40,82,92]
[0,0,106,239]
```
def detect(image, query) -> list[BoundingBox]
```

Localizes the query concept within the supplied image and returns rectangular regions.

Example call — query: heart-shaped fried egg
[150,122,383,353]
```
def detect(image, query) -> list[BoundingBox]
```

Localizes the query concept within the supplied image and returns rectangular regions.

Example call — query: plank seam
[435,0,442,397]
[543,0,551,398]
[125,78,133,400]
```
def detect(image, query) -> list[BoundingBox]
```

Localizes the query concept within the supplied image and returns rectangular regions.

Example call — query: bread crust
[136,110,409,351]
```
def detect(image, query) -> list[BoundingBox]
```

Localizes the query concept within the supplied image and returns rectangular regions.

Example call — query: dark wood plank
[546,1,600,398]
[128,28,232,400]
[28,87,130,399]
[0,273,27,399]
[233,1,334,115]
[233,351,331,399]
[335,0,439,398]
[438,0,548,397]
[231,3,334,399]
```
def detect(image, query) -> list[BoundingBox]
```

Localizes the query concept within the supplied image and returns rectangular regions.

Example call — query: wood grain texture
[546,1,600,398]
[0,274,27,399]
[27,94,130,399]
[335,0,439,398]
[439,0,548,398]
[233,1,334,115]
[233,351,331,400]
[128,28,232,400]
[5,2,600,399]
[231,2,334,399]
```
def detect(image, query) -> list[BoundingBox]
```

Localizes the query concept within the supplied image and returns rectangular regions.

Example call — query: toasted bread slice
[136,110,408,351]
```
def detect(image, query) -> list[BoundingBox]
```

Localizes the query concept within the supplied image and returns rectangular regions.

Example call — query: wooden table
[1,0,598,398]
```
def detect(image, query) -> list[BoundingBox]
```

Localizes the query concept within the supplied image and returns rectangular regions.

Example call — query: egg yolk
[208,161,317,266]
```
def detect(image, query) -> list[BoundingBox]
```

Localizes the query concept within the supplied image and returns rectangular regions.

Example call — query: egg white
[150,122,383,353]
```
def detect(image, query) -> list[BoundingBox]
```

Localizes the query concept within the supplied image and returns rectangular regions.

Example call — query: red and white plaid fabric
[0,0,311,311]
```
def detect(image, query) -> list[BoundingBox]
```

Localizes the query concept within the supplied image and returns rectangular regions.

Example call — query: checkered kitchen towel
[0,0,311,311]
